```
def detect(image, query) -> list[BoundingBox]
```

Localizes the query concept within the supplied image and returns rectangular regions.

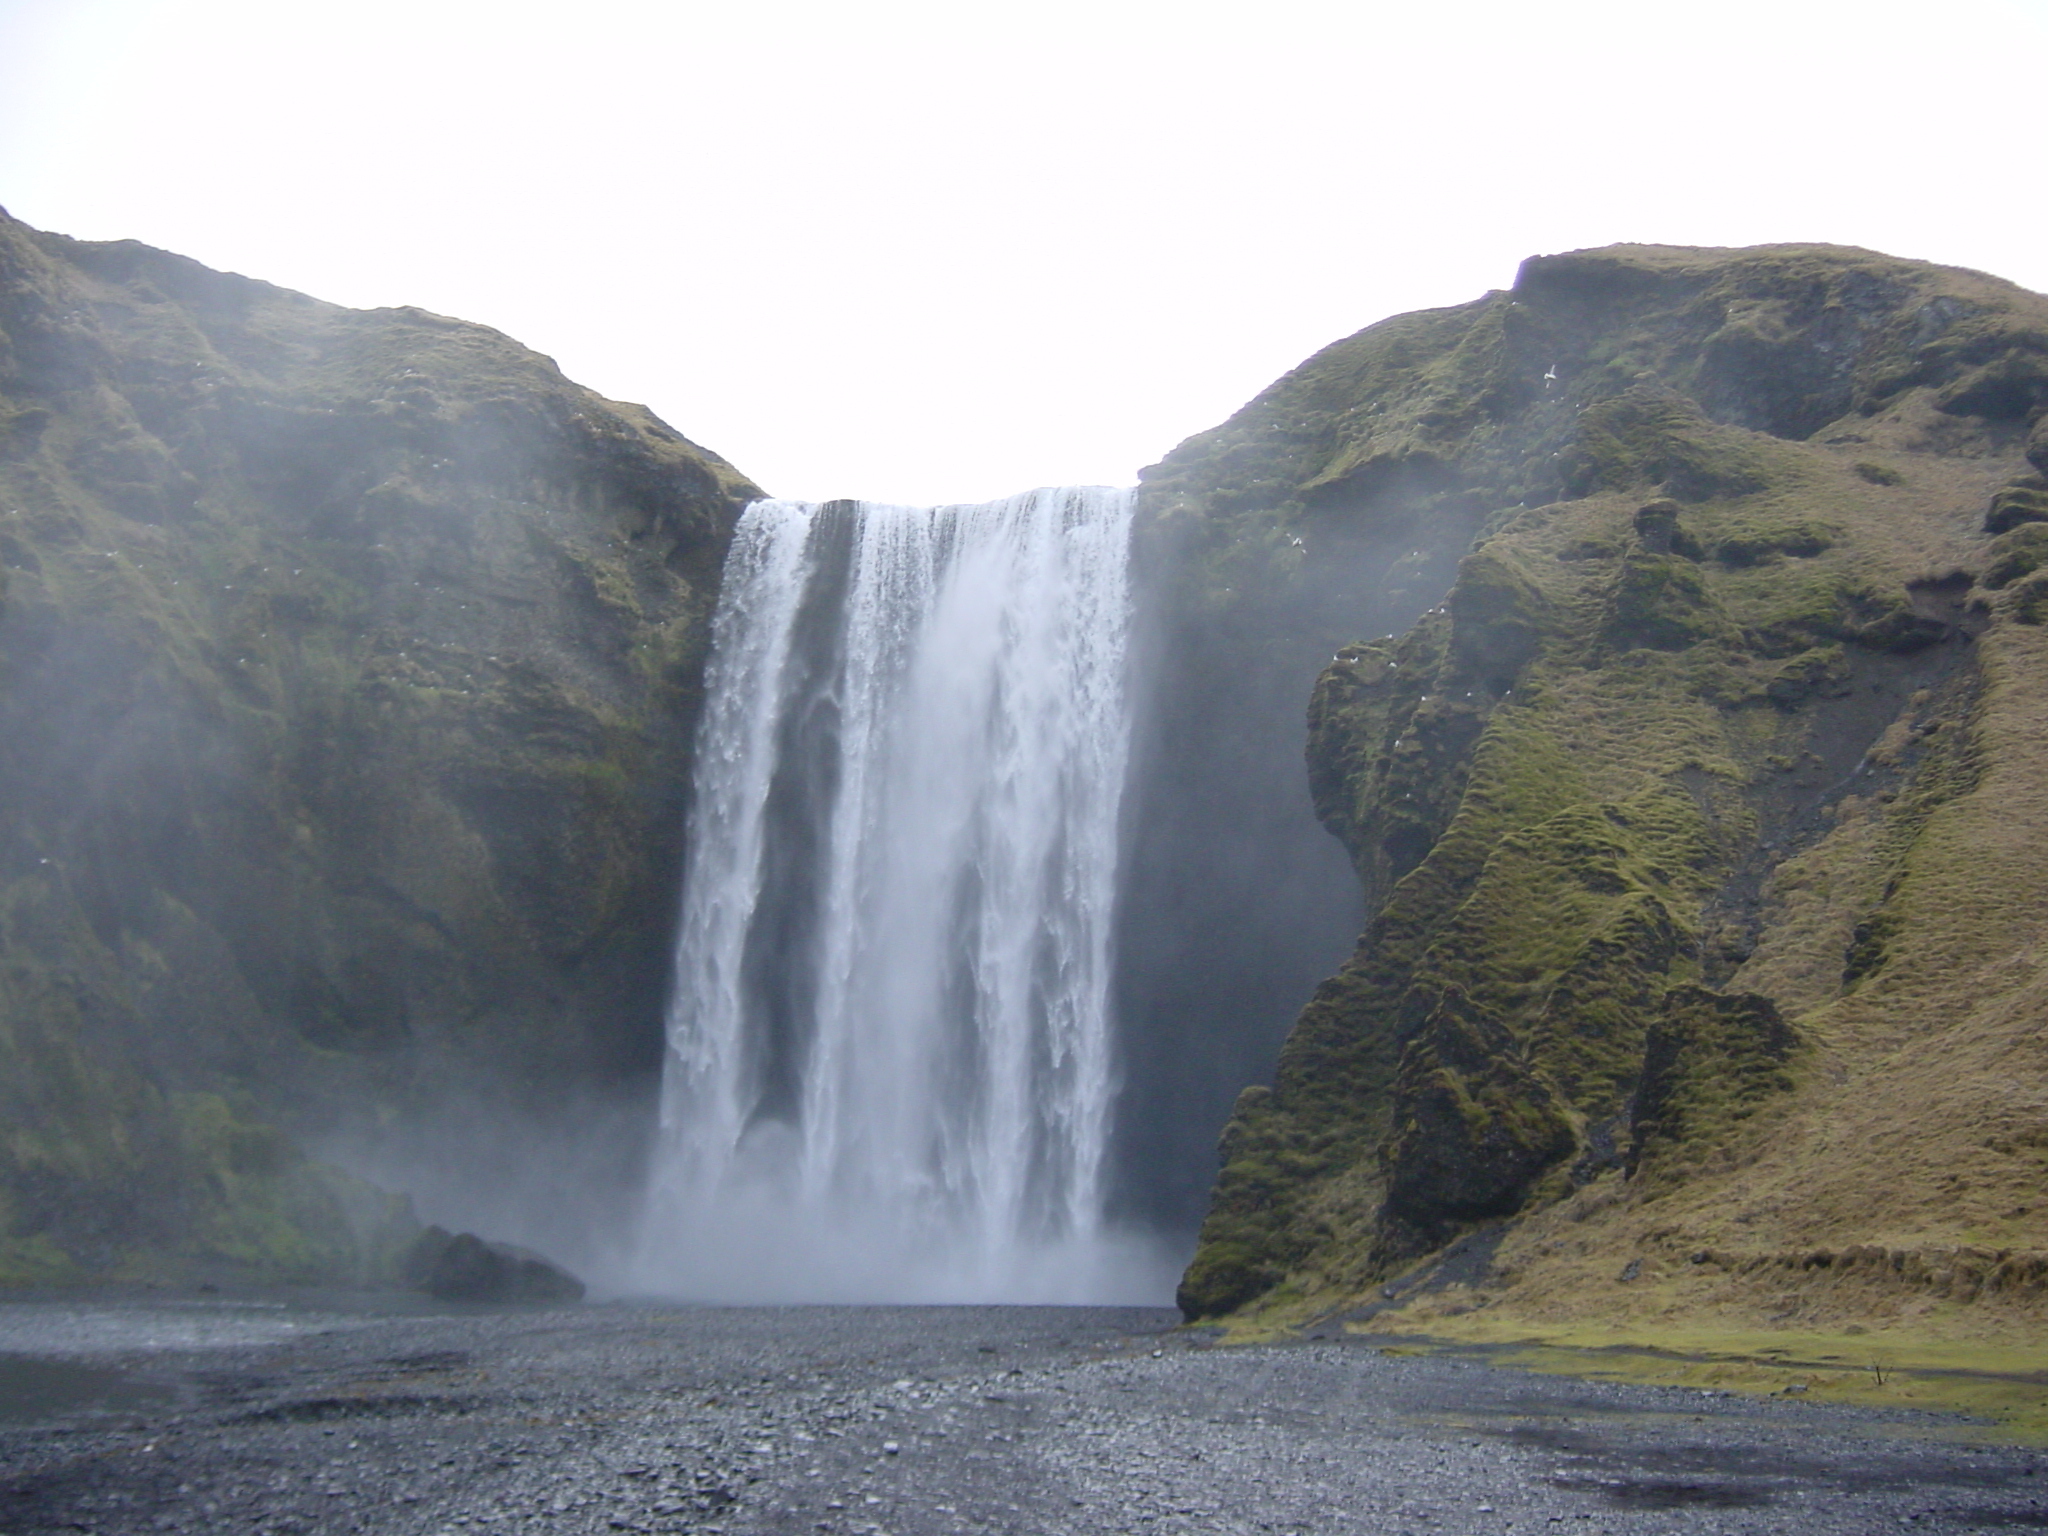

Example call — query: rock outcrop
[404,1225,586,1304]
[0,209,758,1283]
[1160,244,2048,1333]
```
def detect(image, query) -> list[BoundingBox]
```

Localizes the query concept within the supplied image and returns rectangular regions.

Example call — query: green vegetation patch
[1627,986,1801,1186]
[1982,524,2048,590]
[1710,518,1839,567]
[1382,986,1576,1233]
[1559,387,1775,502]
[1168,239,2048,1341]
[1341,1324,2048,1446]
[1986,477,2048,536]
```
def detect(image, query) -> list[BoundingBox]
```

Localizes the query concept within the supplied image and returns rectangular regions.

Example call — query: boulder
[404,1225,585,1304]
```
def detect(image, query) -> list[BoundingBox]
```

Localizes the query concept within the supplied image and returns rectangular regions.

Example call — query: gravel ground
[0,1294,2043,1534]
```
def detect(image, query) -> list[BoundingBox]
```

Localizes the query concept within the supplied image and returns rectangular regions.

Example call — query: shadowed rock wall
[0,211,759,1281]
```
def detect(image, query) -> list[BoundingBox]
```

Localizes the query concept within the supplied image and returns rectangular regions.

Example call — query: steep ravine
[0,210,758,1281]
[10,212,2048,1345]
[1158,243,2048,1344]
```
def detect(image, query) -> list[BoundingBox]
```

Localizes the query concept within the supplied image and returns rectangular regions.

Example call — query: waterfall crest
[639,487,1156,1302]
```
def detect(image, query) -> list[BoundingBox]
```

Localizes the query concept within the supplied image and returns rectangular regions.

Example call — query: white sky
[2,0,2044,506]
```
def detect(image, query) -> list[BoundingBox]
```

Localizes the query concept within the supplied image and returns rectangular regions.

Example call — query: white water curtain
[639,487,1151,1302]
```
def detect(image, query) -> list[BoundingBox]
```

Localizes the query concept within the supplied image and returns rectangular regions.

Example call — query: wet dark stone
[404,1226,585,1304]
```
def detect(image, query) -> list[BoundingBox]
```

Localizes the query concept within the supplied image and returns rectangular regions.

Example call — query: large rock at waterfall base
[405,1227,586,1304]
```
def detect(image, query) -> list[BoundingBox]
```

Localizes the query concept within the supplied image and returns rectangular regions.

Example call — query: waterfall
[639,486,1158,1302]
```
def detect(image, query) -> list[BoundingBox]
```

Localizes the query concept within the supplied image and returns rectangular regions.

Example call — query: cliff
[0,210,758,1282]
[13,209,2047,1333]
[1158,243,2048,1341]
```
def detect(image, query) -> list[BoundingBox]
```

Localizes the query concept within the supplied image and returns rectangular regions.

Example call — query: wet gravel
[0,1294,2044,1534]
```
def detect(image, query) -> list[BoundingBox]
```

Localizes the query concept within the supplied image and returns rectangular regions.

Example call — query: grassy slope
[0,210,758,1282]
[1159,243,2048,1385]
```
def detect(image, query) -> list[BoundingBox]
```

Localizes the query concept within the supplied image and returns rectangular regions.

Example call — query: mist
[634,490,1152,1303]
[0,218,740,1288]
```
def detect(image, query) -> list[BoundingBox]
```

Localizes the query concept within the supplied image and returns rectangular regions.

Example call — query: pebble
[0,1300,2040,1534]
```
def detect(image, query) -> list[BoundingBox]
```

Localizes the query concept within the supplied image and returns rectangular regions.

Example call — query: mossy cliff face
[0,210,758,1282]
[1159,243,2048,1333]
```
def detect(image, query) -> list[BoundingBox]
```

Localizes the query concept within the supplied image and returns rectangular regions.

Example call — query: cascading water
[638,486,1163,1302]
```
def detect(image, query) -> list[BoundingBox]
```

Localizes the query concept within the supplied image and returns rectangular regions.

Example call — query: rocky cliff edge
[1158,243,2048,1347]
[0,210,758,1283]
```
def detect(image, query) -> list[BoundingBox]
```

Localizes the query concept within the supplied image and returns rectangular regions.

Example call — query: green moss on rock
[1606,552,1735,651]
[1627,986,1801,1186]
[1526,891,1686,1112]
[1710,518,1838,567]
[1985,477,2048,535]
[1382,986,1575,1237]
[1167,240,2040,1321]
[2009,570,2048,626]
[0,207,760,1281]
[1982,524,2048,590]
[1561,386,1773,501]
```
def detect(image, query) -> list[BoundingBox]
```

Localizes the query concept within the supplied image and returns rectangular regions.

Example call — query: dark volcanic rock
[405,1226,586,1303]
[0,208,760,1282]
[1382,986,1576,1236]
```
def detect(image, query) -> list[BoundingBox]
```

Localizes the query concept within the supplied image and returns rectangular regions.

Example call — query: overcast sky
[2,0,2043,505]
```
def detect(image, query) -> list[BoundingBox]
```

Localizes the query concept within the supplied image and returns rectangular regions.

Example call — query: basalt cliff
[0,208,756,1281]
[1155,243,2048,1342]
